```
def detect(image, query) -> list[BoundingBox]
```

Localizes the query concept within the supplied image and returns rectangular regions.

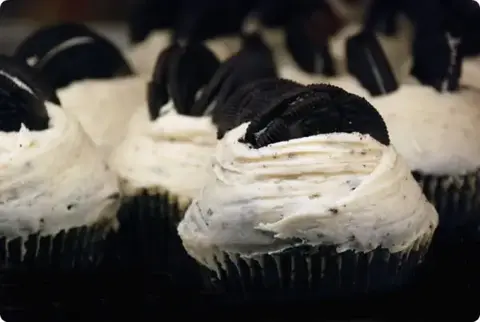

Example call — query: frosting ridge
[110,101,217,199]
[58,75,148,155]
[0,103,120,239]
[178,122,438,268]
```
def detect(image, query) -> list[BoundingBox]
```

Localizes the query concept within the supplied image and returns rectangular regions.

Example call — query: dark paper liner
[113,188,203,297]
[413,169,480,240]
[199,233,432,302]
[0,224,113,321]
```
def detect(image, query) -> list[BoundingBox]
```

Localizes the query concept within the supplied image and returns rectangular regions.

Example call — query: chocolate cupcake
[109,24,278,297]
[178,81,438,301]
[14,23,148,155]
[109,41,221,293]
[0,56,121,319]
[345,0,480,241]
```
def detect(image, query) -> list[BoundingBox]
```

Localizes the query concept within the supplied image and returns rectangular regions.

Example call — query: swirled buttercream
[369,84,480,175]
[109,101,218,201]
[0,103,120,239]
[58,76,149,155]
[178,122,438,268]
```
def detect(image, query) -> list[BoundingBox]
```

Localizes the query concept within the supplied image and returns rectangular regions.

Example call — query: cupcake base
[0,224,112,320]
[200,235,431,301]
[413,169,480,240]
[114,188,203,295]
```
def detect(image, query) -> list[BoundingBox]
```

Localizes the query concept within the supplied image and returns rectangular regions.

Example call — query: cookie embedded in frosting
[405,0,463,92]
[0,55,60,105]
[14,23,133,90]
[243,82,390,148]
[285,3,341,76]
[346,31,399,96]
[213,78,303,139]
[0,61,121,238]
[147,42,220,120]
[177,82,438,266]
[191,19,278,118]
[0,56,51,132]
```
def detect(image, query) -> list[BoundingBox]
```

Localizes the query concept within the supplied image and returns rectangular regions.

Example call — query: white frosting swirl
[0,103,121,239]
[327,74,480,176]
[370,84,480,175]
[109,101,218,200]
[58,76,149,156]
[178,123,438,268]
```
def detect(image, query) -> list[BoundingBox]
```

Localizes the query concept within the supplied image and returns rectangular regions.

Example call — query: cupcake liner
[413,170,480,239]
[199,233,432,301]
[0,223,113,320]
[114,188,203,294]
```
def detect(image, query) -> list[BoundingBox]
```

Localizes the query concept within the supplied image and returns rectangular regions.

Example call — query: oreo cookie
[1,55,60,106]
[14,23,133,90]
[346,31,399,96]
[190,24,278,117]
[213,78,302,139]
[244,83,390,148]
[403,0,463,92]
[147,42,221,120]
[285,2,343,76]
[0,55,52,132]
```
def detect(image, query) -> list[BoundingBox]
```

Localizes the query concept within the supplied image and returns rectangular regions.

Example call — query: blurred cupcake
[0,56,120,319]
[342,1,480,241]
[14,23,148,155]
[280,0,413,85]
[178,80,438,300]
[109,40,221,291]
[110,19,278,293]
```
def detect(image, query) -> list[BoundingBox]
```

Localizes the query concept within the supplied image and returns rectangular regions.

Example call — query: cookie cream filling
[178,122,438,269]
[109,101,217,201]
[0,103,121,240]
[127,31,239,75]
[57,75,149,156]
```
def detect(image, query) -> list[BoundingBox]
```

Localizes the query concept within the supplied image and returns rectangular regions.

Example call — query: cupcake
[178,80,438,301]
[109,22,278,296]
[0,56,120,319]
[109,40,221,292]
[14,23,148,155]
[340,1,480,241]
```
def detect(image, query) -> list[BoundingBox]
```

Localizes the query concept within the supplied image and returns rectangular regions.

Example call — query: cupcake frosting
[57,75,148,155]
[370,84,480,176]
[178,121,438,267]
[0,103,120,239]
[110,101,217,200]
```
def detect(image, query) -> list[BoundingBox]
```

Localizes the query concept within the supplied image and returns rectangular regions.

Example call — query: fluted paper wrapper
[114,187,203,298]
[413,170,480,240]
[197,232,433,301]
[0,223,112,321]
